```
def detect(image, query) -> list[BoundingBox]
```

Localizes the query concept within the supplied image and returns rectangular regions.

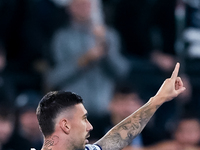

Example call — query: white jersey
[85,144,102,150]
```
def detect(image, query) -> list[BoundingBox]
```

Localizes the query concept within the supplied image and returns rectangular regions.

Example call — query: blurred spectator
[114,0,177,73]
[8,107,43,150]
[4,90,43,150]
[130,112,200,150]
[0,106,15,150]
[44,0,130,116]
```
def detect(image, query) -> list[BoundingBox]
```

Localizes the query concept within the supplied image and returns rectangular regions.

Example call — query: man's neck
[42,134,77,150]
[42,135,61,150]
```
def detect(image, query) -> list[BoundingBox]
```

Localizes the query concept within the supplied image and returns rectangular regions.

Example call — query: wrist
[148,95,166,107]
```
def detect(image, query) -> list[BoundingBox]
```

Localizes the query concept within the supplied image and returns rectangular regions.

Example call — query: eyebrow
[82,113,88,118]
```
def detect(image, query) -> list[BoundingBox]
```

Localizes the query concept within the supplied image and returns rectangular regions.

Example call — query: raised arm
[95,62,185,150]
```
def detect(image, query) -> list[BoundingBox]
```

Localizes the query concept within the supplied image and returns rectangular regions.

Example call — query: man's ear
[59,118,70,134]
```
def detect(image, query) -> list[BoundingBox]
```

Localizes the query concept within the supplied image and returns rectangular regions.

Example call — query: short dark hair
[36,91,83,137]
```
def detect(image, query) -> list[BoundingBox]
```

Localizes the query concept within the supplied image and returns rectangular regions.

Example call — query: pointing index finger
[171,62,180,79]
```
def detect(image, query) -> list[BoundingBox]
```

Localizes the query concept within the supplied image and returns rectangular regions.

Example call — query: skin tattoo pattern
[43,135,59,150]
[97,101,161,150]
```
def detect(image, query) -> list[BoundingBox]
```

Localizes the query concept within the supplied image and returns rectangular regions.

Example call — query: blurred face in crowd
[109,93,143,125]
[0,119,14,144]
[19,110,41,139]
[174,119,200,146]
[69,0,91,23]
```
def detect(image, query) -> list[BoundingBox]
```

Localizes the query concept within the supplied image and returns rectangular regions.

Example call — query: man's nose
[88,120,93,131]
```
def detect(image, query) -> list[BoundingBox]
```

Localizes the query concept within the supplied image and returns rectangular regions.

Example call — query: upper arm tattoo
[96,101,160,150]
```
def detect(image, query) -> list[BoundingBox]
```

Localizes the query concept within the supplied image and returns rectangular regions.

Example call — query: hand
[93,25,106,41]
[78,46,106,67]
[155,62,186,102]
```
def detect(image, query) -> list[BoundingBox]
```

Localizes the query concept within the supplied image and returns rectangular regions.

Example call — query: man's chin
[78,144,86,150]
[85,139,89,144]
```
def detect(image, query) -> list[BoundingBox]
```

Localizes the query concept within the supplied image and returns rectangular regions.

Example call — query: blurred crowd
[0,0,200,150]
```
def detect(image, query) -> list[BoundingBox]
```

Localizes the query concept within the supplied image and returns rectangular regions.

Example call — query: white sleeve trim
[85,144,102,150]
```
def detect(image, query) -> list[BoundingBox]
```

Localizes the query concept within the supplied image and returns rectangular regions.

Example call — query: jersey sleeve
[85,144,102,150]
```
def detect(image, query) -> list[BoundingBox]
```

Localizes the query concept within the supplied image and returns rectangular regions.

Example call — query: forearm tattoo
[43,135,59,150]
[96,101,160,150]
